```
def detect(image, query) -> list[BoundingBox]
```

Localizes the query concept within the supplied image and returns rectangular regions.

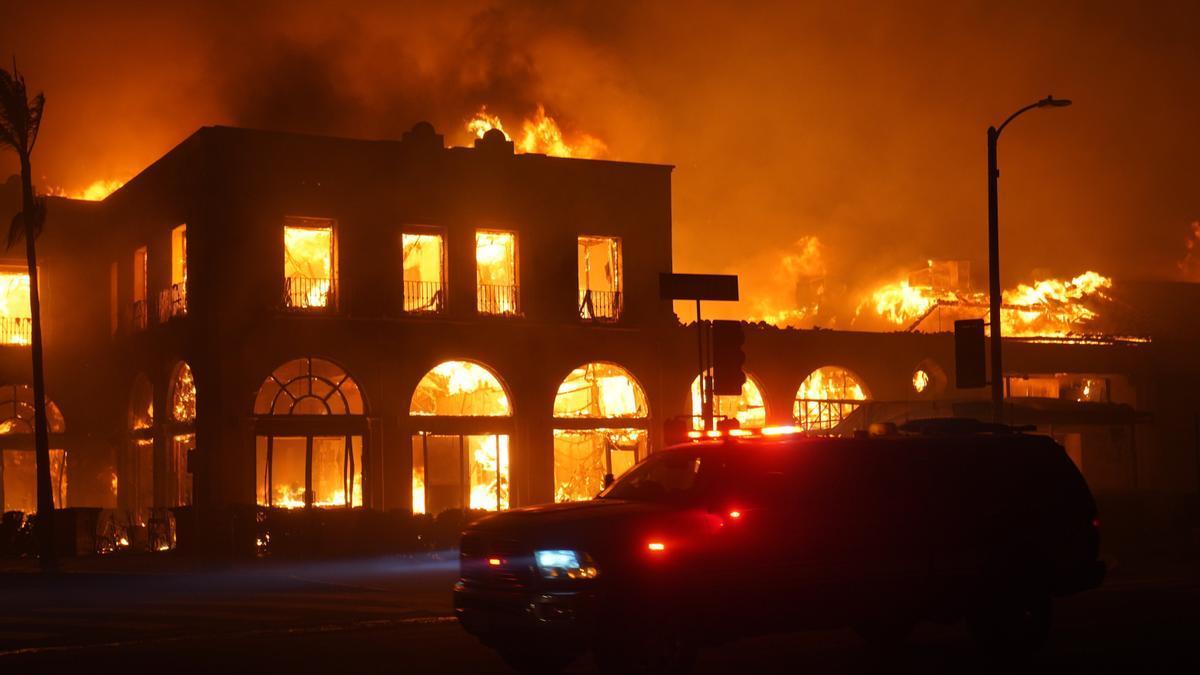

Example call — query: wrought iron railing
[579,288,622,322]
[285,276,336,311]
[131,299,148,331]
[794,398,864,433]
[404,280,444,313]
[158,283,188,322]
[477,284,520,315]
[0,317,31,345]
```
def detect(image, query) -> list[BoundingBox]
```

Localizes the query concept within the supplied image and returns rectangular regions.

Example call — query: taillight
[647,541,666,552]
[727,510,742,520]
[1091,518,1100,529]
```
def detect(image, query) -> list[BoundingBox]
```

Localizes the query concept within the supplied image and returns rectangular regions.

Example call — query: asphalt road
[0,554,1197,674]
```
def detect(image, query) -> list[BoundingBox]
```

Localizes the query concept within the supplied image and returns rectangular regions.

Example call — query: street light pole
[987,95,1072,424]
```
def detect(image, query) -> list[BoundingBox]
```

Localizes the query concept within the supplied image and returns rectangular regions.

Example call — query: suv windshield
[599,451,709,505]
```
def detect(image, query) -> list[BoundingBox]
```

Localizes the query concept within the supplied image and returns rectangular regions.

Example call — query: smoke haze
[3,0,1199,322]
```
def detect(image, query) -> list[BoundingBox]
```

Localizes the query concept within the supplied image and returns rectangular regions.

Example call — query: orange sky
[3,0,1198,324]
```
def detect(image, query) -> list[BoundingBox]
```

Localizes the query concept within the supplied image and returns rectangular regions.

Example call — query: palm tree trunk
[19,152,55,571]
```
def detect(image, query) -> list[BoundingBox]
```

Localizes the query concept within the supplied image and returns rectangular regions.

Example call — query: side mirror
[603,473,615,489]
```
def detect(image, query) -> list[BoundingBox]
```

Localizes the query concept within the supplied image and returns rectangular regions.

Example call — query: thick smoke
[4,0,1200,325]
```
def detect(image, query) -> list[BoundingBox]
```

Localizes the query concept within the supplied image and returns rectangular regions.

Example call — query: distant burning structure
[0,122,1193,557]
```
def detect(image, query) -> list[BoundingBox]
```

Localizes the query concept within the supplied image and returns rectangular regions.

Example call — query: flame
[746,236,827,326]
[0,271,31,345]
[411,360,511,416]
[284,224,334,307]
[468,435,510,511]
[1179,221,1200,280]
[912,369,930,393]
[44,179,125,201]
[171,363,196,423]
[858,266,1114,338]
[794,366,867,431]
[467,105,606,158]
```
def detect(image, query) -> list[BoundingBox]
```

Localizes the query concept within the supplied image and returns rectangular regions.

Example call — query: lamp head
[1038,95,1072,108]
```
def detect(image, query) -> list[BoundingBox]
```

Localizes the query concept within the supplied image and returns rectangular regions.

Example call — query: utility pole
[985,95,1072,424]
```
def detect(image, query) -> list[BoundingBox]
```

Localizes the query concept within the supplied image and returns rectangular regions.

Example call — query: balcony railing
[158,283,188,322]
[404,280,444,314]
[285,276,337,311]
[579,288,622,322]
[131,299,148,331]
[794,398,864,433]
[477,284,520,316]
[0,317,31,345]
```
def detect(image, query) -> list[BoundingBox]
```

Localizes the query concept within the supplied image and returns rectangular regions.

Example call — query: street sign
[659,273,739,301]
[955,319,987,389]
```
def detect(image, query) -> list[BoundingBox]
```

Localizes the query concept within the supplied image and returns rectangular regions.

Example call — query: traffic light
[711,320,747,396]
[955,319,987,389]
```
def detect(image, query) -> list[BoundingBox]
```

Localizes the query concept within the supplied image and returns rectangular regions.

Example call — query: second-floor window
[402,231,445,313]
[160,224,188,320]
[283,217,336,311]
[476,230,519,316]
[578,236,622,321]
[0,267,31,345]
[132,245,148,330]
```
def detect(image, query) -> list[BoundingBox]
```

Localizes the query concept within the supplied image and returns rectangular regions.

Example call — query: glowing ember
[467,105,606,158]
[170,363,196,423]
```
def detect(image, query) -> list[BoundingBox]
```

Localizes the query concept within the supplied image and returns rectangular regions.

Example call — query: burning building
[2,123,1197,556]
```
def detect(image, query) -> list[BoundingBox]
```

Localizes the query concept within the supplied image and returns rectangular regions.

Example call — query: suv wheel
[967,589,1052,661]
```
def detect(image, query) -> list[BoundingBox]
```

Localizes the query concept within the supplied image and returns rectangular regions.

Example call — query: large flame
[859,267,1114,337]
[467,105,606,158]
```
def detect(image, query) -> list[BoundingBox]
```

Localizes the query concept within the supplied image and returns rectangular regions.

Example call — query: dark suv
[454,426,1105,673]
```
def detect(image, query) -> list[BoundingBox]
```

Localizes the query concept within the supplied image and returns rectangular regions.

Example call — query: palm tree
[0,63,55,570]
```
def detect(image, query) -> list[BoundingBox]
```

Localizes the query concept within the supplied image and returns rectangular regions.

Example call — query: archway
[689,372,766,430]
[552,362,648,502]
[0,384,67,514]
[253,357,366,509]
[793,366,870,431]
[409,360,512,514]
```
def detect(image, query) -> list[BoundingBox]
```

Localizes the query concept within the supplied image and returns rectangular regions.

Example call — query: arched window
[0,384,67,513]
[409,360,511,515]
[793,366,870,432]
[165,362,196,507]
[912,359,947,397]
[254,358,365,509]
[690,372,766,430]
[124,374,155,525]
[410,361,509,417]
[254,357,364,415]
[553,363,649,502]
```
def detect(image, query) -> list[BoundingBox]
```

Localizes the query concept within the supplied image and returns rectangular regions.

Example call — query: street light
[988,95,1072,424]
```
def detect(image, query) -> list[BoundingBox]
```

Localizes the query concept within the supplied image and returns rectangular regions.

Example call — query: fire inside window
[0,269,32,345]
[132,245,148,330]
[578,236,622,321]
[0,385,68,513]
[552,362,648,502]
[283,218,336,310]
[402,231,446,313]
[793,366,869,432]
[160,224,187,320]
[476,231,519,315]
[168,362,196,507]
[1006,374,1110,403]
[253,358,365,510]
[690,372,765,430]
[409,361,512,514]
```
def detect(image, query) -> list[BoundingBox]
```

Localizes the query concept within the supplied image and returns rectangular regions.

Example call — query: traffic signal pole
[696,300,713,430]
